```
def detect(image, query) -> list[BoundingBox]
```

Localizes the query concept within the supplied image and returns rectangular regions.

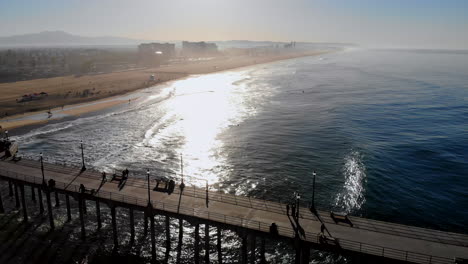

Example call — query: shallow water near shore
[8,48,468,262]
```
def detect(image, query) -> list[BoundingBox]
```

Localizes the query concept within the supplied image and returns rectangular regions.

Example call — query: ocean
[11,48,468,262]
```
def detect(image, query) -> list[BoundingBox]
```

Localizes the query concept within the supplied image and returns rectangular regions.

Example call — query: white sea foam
[334,151,367,213]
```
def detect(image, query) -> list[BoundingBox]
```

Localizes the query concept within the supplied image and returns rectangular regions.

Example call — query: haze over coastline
[0,1,467,263]
[1,0,467,49]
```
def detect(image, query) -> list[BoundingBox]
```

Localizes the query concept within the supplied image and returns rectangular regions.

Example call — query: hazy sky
[1,0,467,49]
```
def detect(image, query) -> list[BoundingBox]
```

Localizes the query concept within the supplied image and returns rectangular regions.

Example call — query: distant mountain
[0,31,152,46]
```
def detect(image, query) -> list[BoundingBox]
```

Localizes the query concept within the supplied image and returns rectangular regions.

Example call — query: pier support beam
[82,199,87,215]
[294,238,301,264]
[205,224,210,264]
[8,181,13,197]
[165,215,170,263]
[249,235,256,264]
[300,242,310,264]
[46,189,54,230]
[54,191,60,207]
[96,200,101,230]
[65,195,71,222]
[14,183,20,208]
[241,234,248,264]
[194,223,200,264]
[19,184,28,222]
[217,228,222,264]
[260,237,266,264]
[111,206,118,248]
[38,188,44,214]
[78,197,85,239]
[0,188,4,213]
[150,213,156,263]
[144,211,148,237]
[31,186,36,202]
[129,208,135,244]
[176,218,183,264]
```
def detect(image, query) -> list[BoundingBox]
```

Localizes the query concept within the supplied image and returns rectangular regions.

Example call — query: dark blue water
[12,49,468,260]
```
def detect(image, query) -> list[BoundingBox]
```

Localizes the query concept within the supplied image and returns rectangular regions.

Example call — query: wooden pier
[0,158,467,263]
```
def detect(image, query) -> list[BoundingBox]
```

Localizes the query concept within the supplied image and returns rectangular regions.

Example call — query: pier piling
[111,206,118,248]
[0,188,4,213]
[19,184,28,222]
[82,199,87,215]
[46,189,54,230]
[300,242,310,264]
[260,237,266,264]
[96,200,101,230]
[165,215,171,263]
[65,195,71,222]
[194,223,200,264]
[38,188,44,214]
[129,208,135,244]
[249,234,256,264]
[241,233,248,264]
[31,186,36,202]
[8,180,13,197]
[217,228,222,264]
[176,218,183,263]
[14,183,20,208]
[54,191,60,207]
[205,224,210,264]
[150,213,156,263]
[78,196,85,239]
[144,211,148,237]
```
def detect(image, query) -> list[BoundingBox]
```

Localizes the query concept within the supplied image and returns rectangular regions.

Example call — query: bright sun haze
[1,0,468,49]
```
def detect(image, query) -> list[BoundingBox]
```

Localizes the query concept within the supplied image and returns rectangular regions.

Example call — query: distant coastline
[0,50,332,131]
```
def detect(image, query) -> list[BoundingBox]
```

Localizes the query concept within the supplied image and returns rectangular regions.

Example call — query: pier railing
[0,168,455,264]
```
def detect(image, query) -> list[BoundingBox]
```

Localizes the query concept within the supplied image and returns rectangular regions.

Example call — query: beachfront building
[138,43,175,66]
[181,41,218,57]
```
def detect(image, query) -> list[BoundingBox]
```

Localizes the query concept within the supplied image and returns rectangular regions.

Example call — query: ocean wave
[334,151,367,213]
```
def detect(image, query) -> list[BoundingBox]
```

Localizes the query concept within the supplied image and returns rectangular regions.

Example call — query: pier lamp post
[40,152,46,185]
[311,171,316,212]
[146,169,151,206]
[5,130,8,140]
[80,140,86,171]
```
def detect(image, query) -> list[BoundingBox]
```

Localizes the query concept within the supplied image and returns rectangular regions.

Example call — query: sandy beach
[0,50,329,131]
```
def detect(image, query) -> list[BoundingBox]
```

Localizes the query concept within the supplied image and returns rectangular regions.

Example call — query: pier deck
[0,159,467,263]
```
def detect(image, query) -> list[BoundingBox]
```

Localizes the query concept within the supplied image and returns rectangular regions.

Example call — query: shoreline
[0,50,331,132]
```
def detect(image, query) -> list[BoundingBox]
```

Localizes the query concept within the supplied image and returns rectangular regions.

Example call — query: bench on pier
[79,184,96,195]
[330,211,353,227]
[318,234,341,247]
